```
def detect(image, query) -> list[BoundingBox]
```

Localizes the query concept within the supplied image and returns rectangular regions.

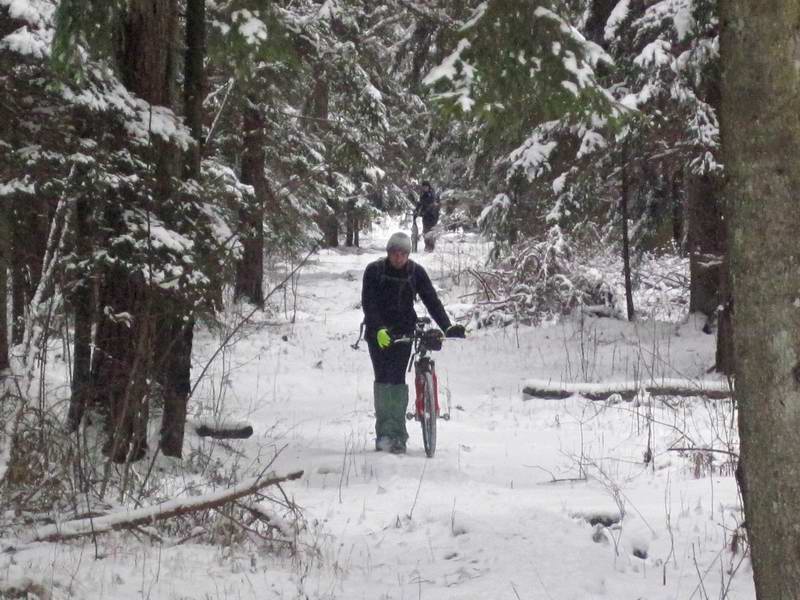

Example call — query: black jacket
[416,189,439,229]
[362,258,451,336]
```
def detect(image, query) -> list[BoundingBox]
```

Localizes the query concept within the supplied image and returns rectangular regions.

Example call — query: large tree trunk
[92,259,151,463]
[234,99,266,307]
[159,0,204,458]
[687,172,724,317]
[66,196,94,430]
[720,3,800,598]
[183,0,205,179]
[94,0,178,462]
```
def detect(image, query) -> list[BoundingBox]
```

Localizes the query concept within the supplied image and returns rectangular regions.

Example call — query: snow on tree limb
[21,470,304,544]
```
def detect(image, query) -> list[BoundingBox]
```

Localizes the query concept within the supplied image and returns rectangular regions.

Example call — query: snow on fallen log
[22,470,303,544]
[522,378,733,401]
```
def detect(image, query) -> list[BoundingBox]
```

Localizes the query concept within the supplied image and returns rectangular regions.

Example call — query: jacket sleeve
[415,265,452,332]
[361,262,383,332]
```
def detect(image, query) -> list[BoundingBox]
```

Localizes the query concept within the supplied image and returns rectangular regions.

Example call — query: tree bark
[94,0,178,462]
[159,0,204,458]
[234,99,266,307]
[92,261,151,463]
[670,169,685,250]
[66,196,94,430]
[0,197,8,371]
[158,310,193,457]
[620,156,635,321]
[721,3,800,598]
[183,0,205,179]
[10,205,24,345]
[9,200,48,345]
[715,188,734,375]
[687,172,723,316]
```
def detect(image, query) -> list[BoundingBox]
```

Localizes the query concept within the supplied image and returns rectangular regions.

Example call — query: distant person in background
[415,181,440,252]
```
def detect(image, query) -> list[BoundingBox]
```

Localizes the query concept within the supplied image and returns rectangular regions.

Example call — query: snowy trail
[189,223,750,599]
[0,223,752,600]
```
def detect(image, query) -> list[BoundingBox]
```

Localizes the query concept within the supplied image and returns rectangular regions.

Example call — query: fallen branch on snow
[195,422,254,439]
[522,378,732,401]
[20,470,303,544]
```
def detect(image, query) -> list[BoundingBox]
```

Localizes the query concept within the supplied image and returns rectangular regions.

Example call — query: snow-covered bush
[468,224,688,327]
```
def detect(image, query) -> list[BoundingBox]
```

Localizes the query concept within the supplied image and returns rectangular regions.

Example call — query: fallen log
[522,378,733,401]
[23,470,303,544]
[195,423,254,439]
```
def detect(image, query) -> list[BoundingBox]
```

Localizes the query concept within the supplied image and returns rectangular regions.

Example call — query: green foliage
[51,0,126,78]
[426,1,615,144]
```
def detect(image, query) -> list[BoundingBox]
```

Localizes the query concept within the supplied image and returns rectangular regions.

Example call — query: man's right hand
[377,328,391,349]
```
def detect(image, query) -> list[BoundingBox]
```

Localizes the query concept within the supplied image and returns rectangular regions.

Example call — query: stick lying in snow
[20,470,303,544]
[522,378,733,401]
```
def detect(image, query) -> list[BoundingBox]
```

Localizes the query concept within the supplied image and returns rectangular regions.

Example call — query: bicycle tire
[420,370,437,457]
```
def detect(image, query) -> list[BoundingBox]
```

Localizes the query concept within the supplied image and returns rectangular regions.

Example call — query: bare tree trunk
[66,196,93,430]
[721,3,800,597]
[670,169,685,250]
[183,0,205,179]
[687,172,723,317]
[620,156,635,321]
[9,198,51,346]
[93,0,178,462]
[10,201,30,345]
[0,197,8,371]
[159,0,204,458]
[234,99,266,307]
[158,309,193,457]
[92,260,151,463]
[345,199,356,247]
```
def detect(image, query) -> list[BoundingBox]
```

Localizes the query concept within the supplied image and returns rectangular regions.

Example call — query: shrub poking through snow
[467,225,689,327]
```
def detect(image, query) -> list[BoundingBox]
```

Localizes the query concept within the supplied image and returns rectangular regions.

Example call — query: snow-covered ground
[1,220,752,599]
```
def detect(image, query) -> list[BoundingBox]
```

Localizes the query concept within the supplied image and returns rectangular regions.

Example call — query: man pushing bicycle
[361,232,465,454]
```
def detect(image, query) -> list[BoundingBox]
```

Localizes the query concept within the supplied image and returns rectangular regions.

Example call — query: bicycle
[394,317,450,458]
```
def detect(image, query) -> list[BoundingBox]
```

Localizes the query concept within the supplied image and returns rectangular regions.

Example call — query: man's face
[388,248,409,269]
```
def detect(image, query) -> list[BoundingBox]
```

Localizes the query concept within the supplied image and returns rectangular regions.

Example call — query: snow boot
[374,383,409,450]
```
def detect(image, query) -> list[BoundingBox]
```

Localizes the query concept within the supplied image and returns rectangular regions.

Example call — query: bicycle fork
[414,358,440,417]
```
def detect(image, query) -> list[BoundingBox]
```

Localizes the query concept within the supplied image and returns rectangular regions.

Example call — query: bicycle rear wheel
[420,370,437,457]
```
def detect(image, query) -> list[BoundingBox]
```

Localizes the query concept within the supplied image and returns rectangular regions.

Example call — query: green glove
[376,328,391,349]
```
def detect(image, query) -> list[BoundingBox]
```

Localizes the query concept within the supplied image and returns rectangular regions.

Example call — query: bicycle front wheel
[420,371,437,457]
